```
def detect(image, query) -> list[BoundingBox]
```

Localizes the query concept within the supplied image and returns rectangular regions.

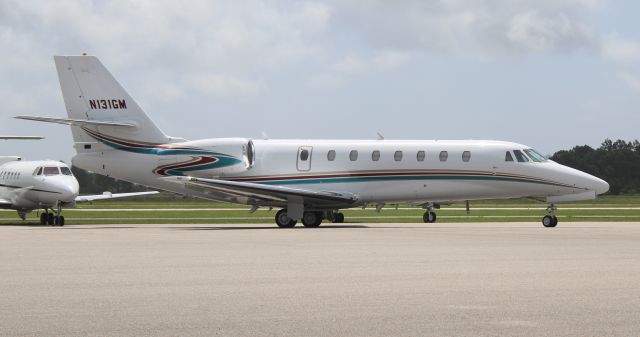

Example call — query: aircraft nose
[56,179,79,202]
[591,176,610,195]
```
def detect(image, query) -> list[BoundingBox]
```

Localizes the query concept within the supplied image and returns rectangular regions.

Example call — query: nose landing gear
[542,204,558,228]
[422,203,438,223]
[39,202,65,226]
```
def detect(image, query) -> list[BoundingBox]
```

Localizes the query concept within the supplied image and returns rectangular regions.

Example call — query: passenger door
[297,146,313,171]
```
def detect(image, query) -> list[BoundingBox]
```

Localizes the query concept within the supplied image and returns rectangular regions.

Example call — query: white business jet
[0,136,158,225]
[16,55,609,228]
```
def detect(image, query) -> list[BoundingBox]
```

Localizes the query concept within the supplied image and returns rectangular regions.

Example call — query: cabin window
[513,150,529,162]
[505,151,514,162]
[394,151,403,161]
[43,167,60,176]
[327,150,336,161]
[371,150,380,161]
[60,167,73,176]
[349,150,358,161]
[439,151,448,162]
[524,149,546,162]
[299,149,309,161]
[462,151,471,162]
[417,151,425,162]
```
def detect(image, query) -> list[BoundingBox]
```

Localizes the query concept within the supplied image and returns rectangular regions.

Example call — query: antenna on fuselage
[376,132,384,140]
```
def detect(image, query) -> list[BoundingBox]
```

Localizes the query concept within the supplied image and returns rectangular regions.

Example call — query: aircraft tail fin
[54,55,175,152]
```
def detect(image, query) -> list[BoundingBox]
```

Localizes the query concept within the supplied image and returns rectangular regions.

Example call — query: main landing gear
[542,204,558,228]
[274,209,345,228]
[39,203,65,226]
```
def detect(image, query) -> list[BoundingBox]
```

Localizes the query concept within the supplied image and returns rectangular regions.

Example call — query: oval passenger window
[462,151,471,162]
[300,149,309,161]
[327,150,336,161]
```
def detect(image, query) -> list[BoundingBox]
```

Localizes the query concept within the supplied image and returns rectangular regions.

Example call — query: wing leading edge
[75,191,159,202]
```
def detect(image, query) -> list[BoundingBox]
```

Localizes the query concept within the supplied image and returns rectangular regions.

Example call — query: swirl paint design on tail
[81,127,242,176]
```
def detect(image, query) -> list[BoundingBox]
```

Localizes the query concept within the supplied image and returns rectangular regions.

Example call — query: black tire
[275,209,297,228]
[334,213,345,223]
[47,213,54,226]
[542,215,557,227]
[59,216,65,226]
[40,213,47,226]
[423,211,437,223]
[302,212,322,227]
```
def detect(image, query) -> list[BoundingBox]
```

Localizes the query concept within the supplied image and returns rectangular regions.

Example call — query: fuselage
[72,138,609,207]
[0,159,79,210]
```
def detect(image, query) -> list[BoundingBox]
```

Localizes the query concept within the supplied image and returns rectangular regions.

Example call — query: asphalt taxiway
[1,222,639,336]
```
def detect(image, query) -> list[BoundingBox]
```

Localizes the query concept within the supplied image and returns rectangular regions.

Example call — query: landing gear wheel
[47,213,54,226]
[333,212,345,223]
[58,216,65,226]
[302,212,323,227]
[275,209,297,228]
[423,211,437,223]
[542,215,557,228]
[40,213,47,226]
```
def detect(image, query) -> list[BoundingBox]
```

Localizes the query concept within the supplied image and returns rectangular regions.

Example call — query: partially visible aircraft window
[417,151,425,162]
[524,149,546,162]
[327,150,336,161]
[299,149,309,161]
[60,167,73,176]
[43,167,60,176]
[462,151,471,162]
[505,151,514,162]
[33,167,41,176]
[372,150,380,161]
[349,150,358,161]
[439,151,448,162]
[394,151,403,161]
[513,150,529,162]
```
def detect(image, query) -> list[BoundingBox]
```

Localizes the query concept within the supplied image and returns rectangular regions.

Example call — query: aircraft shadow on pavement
[171,224,370,230]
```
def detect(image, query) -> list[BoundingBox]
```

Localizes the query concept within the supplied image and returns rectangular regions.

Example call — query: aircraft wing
[75,191,159,202]
[0,136,44,140]
[170,176,359,208]
[0,198,12,208]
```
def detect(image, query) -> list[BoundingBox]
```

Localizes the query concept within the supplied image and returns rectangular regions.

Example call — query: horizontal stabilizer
[0,136,44,140]
[75,191,159,202]
[15,115,135,127]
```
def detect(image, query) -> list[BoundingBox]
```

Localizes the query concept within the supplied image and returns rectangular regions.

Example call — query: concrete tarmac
[1,222,639,336]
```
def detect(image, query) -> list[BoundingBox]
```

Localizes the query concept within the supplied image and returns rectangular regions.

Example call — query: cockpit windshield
[60,167,73,176]
[524,149,547,162]
[43,167,60,176]
[513,150,529,163]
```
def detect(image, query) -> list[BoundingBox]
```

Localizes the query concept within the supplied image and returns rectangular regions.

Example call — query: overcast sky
[1,0,639,163]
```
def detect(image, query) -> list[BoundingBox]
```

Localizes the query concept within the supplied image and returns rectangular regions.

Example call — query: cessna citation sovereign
[16,55,609,228]
[1,137,158,225]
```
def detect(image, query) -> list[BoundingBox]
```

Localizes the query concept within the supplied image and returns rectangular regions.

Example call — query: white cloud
[328,0,598,54]
[618,72,640,94]
[602,34,640,64]
[189,74,264,96]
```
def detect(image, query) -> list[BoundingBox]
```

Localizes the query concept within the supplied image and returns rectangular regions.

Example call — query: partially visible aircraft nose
[591,176,610,195]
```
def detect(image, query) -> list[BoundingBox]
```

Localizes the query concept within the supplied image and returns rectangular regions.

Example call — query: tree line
[71,138,640,196]
[551,139,640,195]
